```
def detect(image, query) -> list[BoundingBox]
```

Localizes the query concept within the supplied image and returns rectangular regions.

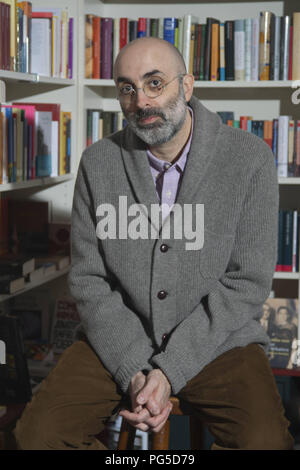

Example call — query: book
[34,255,70,271]
[0,274,24,294]
[85,14,94,78]
[234,19,245,80]
[0,315,32,403]
[260,298,299,369]
[259,11,272,80]
[50,297,81,356]
[280,16,290,80]
[31,12,52,76]
[0,255,35,276]
[292,12,300,80]
[224,20,234,80]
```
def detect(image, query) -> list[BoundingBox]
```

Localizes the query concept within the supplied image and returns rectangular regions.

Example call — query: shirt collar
[147,106,194,173]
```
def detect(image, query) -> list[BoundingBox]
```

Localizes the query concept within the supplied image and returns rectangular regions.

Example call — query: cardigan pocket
[199,229,235,279]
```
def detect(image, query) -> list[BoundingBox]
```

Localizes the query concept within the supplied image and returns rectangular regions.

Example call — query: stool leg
[189,416,204,450]
[151,419,170,450]
[117,418,137,450]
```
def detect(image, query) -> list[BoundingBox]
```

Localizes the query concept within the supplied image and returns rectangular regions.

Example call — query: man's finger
[119,407,151,424]
[136,376,158,406]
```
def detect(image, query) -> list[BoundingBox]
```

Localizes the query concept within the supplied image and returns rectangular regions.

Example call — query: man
[14,37,293,450]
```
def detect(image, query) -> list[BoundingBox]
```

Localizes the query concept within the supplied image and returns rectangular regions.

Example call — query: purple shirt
[147,107,194,221]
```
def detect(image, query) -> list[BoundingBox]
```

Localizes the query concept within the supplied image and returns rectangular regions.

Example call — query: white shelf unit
[0,0,299,354]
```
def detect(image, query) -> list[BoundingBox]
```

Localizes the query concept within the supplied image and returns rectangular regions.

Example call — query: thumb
[136,377,157,406]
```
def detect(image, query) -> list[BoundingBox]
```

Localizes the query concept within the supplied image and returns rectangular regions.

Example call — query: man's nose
[134,87,152,108]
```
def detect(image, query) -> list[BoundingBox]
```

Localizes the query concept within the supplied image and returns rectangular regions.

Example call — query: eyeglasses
[117,74,185,101]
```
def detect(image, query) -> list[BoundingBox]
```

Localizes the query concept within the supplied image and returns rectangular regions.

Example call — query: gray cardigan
[68,96,279,395]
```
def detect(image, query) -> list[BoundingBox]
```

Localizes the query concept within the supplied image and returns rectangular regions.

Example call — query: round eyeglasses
[117,74,185,101]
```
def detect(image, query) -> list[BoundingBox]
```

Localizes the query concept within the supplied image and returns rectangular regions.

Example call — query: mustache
[130,108,167,122]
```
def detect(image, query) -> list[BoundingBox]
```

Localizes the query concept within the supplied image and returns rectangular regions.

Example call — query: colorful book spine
[68,17,73,79]
[259,11,272,80]
[164,18,176,45]
[137,17,146,38]
[101,18,113,79]
[219,23,225,81]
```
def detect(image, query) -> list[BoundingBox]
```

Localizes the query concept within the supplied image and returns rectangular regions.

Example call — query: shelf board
[0,70,75,86]
[0,174,74,192]
[279,177,300,185]
[273,272,300,280]
[84,79,297,88]
[0,266,70,303]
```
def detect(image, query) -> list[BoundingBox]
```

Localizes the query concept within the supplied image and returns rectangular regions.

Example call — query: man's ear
[182,74,194,102]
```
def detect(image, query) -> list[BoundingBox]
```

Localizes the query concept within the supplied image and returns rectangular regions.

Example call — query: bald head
[113,37,187,82]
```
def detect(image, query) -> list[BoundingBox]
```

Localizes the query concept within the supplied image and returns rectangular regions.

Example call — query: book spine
[189,23,196,75]
[225,21,234,80]
[288,120,295,176]
[182,15,192,75]
[137,17,146,38]
[292,13,300,80]
[264,120,273,149]
[163,18,176,45]
[210,22,219,81]
[129,20,137,42]
[283,210,293,271]
[234,19,245,80]
[294,120,300,177]
[101,18,113,79]
[119,18,128,49]
[219,23,225,81]
[273,16,281,80]
[293,210,298,272]
[92,16,100,79]
[269,13,276,80]
[85,14,93,79]
[289,24,293,80]
[280,16,290,80]
[259,11,271,80]
[194,24,201,80]
[276,209,284,271]
[272,119,278,166]
[113,18,120,64]
[277,115,289,177]
[245,18,252,81]
[204,18,214,81]
[68,17,73,79]
[199,24,206,80]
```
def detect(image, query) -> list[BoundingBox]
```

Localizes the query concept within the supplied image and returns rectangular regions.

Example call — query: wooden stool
[117,396,204,450]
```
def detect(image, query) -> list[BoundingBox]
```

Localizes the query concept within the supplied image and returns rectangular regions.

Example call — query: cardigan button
[157,290,168,300]
[160,244,169,253]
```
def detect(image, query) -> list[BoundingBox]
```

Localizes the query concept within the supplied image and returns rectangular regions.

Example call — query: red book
[31,11,52,19]
[120,18,128,49]
[138,18,147,37]
[92,16,101,79]
[289,25,293,80]
[240,116,248,131]
[263,121,273,149]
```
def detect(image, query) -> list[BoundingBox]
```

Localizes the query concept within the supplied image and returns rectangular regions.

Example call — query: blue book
[5,107,14,182]
[163,18,176,45]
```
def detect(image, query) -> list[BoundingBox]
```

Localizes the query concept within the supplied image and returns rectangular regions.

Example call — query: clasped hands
[119,369,173,433]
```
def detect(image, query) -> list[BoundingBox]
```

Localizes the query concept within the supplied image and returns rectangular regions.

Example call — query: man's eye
[120,85,133,95]
[148,78,163,89]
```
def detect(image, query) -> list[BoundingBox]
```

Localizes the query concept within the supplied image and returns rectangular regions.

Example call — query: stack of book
[0,102,71,184]
[86,110,126,146]
[0,1,73,78]
[85,11,300,81]
[217,112,300,178]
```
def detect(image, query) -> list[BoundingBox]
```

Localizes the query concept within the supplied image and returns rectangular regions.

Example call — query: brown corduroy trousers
[13,340,294,450]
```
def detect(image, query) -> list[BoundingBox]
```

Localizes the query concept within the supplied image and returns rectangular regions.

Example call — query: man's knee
[234,421,294,450]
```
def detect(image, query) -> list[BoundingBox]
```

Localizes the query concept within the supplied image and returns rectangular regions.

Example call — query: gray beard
[124,89,188,146]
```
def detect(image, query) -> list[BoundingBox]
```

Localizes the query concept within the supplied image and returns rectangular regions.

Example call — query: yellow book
[292,12,300,80]
[211,23,219,81]
[259,11,271,80]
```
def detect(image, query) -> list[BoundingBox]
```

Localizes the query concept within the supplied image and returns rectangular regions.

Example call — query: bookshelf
[0,0,299,365]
